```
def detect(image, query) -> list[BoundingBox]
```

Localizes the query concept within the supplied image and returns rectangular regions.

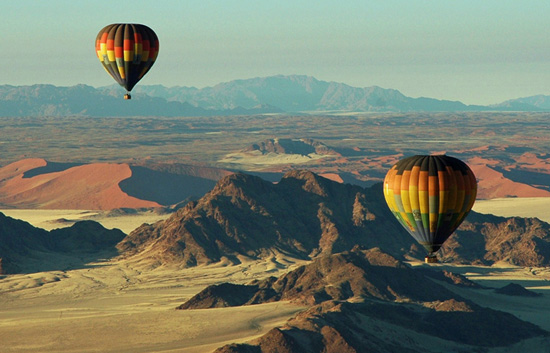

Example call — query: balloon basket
[124,94,131,100]
[425,255,438,264]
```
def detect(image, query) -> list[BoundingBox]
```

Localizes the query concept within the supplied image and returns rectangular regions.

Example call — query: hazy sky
[3,0,549,105]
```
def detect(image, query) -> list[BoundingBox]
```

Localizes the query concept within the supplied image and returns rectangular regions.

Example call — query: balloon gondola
[383,155,477,263]
[95,23,159,99]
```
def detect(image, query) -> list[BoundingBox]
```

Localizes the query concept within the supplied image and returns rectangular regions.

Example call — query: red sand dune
[0,159,161,210]
[514,152,550,172]
[1,155,549,210]
[468,157,550,199]
[0,158,47,181]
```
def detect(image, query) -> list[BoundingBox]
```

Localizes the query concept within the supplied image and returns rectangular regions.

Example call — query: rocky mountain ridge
[242,138,339,156]
[2,75,549,116]
[119,170,550,268]
[0,84,281,117]
[130,75,546,112]
[3,169,550,274]
[0,213,124,274]
[178,249,548,353]
[177,248,472,309]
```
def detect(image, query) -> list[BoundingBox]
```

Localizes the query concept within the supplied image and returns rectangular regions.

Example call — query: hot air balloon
[383,155,477,263]
[95,23,159,99]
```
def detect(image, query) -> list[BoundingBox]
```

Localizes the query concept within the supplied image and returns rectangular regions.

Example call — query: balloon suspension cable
[425,254,438,264]
[124,92,132,100]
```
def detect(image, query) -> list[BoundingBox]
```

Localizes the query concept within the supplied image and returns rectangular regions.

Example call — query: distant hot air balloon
[383,155,477,263]
[95,23,159,99]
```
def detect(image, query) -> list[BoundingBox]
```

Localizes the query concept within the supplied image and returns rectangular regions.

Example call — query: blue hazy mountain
[131,75,487,112]
[490,94,550,111]
[1,75,547,116]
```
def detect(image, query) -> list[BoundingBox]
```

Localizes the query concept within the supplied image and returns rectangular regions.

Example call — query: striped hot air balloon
[383,155,477,263]
[95,23,159,99]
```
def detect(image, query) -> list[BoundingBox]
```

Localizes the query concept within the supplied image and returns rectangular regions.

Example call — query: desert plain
[2,112,550,352]
[1,197,550,352]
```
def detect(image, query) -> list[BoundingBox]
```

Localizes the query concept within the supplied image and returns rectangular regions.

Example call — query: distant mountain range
[1,75,550,116]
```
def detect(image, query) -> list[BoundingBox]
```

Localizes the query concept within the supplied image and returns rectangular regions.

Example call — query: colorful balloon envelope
[95,24,159,99]
[383,155,477,260]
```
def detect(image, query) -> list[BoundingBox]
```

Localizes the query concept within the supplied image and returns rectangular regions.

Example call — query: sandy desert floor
[1,198,550,352]
[3,197,550,235]
[0,256,308,353]
[473,197,550,223]
[2,256,549,353]
[0,209,171,234]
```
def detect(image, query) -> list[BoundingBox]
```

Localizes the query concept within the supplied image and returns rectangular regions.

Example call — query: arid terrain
[2,172,550,352]
[1,228,549,352]
[2,113,550,352]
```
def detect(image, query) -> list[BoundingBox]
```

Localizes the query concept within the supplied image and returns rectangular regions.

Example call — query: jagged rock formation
[119,170,550,268]
[442,212,550,266]
[4,169,550,274]
[117,171,418,267]
[213,299,547,353]
[178,248,465,309]
[242,138,339,156]
[177,249,548,353]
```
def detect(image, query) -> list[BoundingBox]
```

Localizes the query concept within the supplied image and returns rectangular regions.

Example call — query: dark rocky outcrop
[196,249,549,353]
[442,212,550,266]
[120,170,550,268]
[118,171,419,267]
[213,299,547,353]
[495,283,542,297]
[0,213,125,274]
[178,248,459,309]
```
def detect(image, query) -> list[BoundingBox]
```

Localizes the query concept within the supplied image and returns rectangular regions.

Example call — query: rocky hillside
[120,170,550,267]
[442,212,550,266]
[177,248,471,309]
[242,138,339,156]
[0,213,125,274]
[214,299,547,353]
[117,171,419,267]
[4,169,550,274]
[176,249,548,353]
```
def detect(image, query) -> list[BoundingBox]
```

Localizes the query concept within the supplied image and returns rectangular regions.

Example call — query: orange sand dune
[515,152,550,172]
[0,159,160,210]
[0,158,47,181]
[468,157,550,199]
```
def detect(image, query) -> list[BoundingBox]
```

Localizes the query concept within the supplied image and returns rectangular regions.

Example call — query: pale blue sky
[2,0,549,105]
